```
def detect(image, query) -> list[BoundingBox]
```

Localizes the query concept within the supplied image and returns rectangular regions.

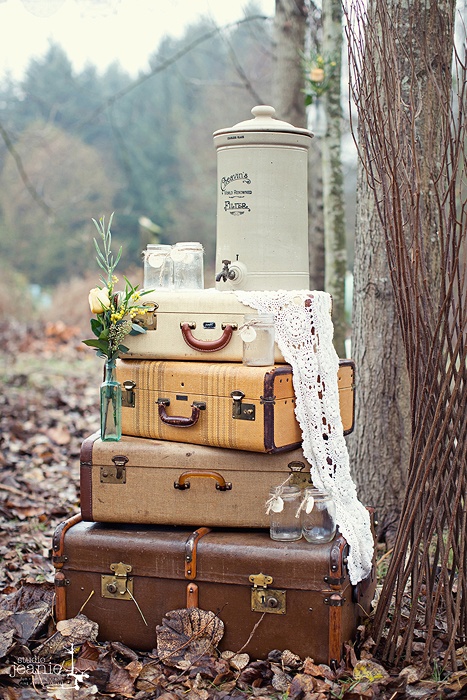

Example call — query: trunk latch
[100,455,128,484]
[249,573,286,615]
[231,390,255,421]
[101,562,133,600]
[133,302,158,330]
[122,380,136,408]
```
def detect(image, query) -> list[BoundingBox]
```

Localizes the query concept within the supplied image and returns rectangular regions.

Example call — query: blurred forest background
[0,1,357,332]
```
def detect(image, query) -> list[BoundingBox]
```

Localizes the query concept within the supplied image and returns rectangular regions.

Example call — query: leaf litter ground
[0,320,466,700]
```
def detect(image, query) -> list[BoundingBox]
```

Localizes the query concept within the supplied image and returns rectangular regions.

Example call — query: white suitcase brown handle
[180,321,237,352]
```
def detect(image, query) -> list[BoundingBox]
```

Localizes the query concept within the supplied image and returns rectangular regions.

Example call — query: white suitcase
[124,288,287,362]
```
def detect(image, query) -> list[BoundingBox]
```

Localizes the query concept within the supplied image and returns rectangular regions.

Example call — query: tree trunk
[273,0,308,128]
[308,140,325,291]
[346,0,463,667]
[274,0,327,294]
[347,169,410,546]
[321,0,347,356]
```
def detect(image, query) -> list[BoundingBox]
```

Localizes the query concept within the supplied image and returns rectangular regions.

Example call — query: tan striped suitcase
[116,360,301,453]
[80,433,311,527]
[116,359,354,452]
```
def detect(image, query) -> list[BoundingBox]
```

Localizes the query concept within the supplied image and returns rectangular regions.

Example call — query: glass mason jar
[301,487,336,544]
[143,244,173,289]
[172,242,204,289]
[241,314,275,366]
[269,485,302,541]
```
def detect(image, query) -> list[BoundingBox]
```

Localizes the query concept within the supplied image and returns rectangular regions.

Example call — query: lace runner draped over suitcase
[235,289,374,585]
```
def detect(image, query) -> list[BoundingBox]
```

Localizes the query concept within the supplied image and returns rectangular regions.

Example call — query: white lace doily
[235,290,374,584]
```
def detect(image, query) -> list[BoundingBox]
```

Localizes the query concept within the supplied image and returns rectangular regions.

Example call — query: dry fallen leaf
[353,659,389,682]
[35,614,99,658]
[156,608,224,669]
[221,650,250,671]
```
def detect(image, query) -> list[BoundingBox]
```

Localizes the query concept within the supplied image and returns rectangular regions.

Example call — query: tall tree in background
[303,0,348,355]
[273,0,328,302]
[321,0,347,356]
[273,0,308,127]
[346,0,465,667]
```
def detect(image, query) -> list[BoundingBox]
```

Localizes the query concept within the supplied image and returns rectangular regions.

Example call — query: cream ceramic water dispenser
[213,105,313,291]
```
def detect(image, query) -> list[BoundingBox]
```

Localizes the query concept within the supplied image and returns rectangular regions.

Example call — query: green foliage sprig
[303,52,338,105]
[83,213,151,361]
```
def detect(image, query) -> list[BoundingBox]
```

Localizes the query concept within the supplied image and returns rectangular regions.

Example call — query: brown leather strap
[52,513,82,566]
[54,571,68,622]
[180,322,235,352]
[186,582,199,608]
[185,527,211,580]
[157,399,205,427]
[328,593,344,667]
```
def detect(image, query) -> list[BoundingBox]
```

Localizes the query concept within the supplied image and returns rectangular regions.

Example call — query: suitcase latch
[231,390,255,421]
[101,562,133,600]
[288,461,312,488]
[133,302,158,330]
[122,381,136,408]
[249,573,286,615]
[100,456,128,484]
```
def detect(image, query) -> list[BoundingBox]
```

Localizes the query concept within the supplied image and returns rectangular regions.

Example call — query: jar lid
[173,242,203,249]
[213,105,312,138]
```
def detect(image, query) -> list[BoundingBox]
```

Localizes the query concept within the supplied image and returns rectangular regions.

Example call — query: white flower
[88,287,110,314]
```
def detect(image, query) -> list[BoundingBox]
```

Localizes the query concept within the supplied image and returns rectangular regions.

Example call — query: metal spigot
[215,259,236,283]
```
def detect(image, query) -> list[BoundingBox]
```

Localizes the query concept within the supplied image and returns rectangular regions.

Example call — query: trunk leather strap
[186,582,199,608]
[52,513,82,566]
[184,527,211,580]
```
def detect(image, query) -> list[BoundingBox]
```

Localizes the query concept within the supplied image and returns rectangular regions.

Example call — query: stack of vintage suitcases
[52,106,375,667]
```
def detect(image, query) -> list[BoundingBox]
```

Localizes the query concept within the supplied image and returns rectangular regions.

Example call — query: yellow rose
[89,287,110,314]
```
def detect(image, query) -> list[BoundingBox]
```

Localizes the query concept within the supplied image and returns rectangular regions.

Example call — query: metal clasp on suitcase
[100,455,128,484]
[122,381,136,408]
[133,302,158,330]
[101,562,133,600]
[249,573,286,615]
[231,390,255,420]
[287,460,313,488]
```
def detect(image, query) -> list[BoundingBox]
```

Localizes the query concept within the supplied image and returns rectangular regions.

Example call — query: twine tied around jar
[265,475,293,514]
[238,316,269,343]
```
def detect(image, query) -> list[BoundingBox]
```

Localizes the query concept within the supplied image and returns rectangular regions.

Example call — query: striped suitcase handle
[157,398,206,427]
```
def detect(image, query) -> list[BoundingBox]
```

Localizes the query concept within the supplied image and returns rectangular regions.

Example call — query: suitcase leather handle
[180,322,235,352]
[174,470,232,491]
[157,399,205,427]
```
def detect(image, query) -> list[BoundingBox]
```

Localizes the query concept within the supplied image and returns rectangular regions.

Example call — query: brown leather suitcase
[53,516,376,665]
[80,433,312,527]
[116,359,355,453]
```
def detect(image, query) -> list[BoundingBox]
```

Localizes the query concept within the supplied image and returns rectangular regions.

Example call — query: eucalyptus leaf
[130,323,146,334]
